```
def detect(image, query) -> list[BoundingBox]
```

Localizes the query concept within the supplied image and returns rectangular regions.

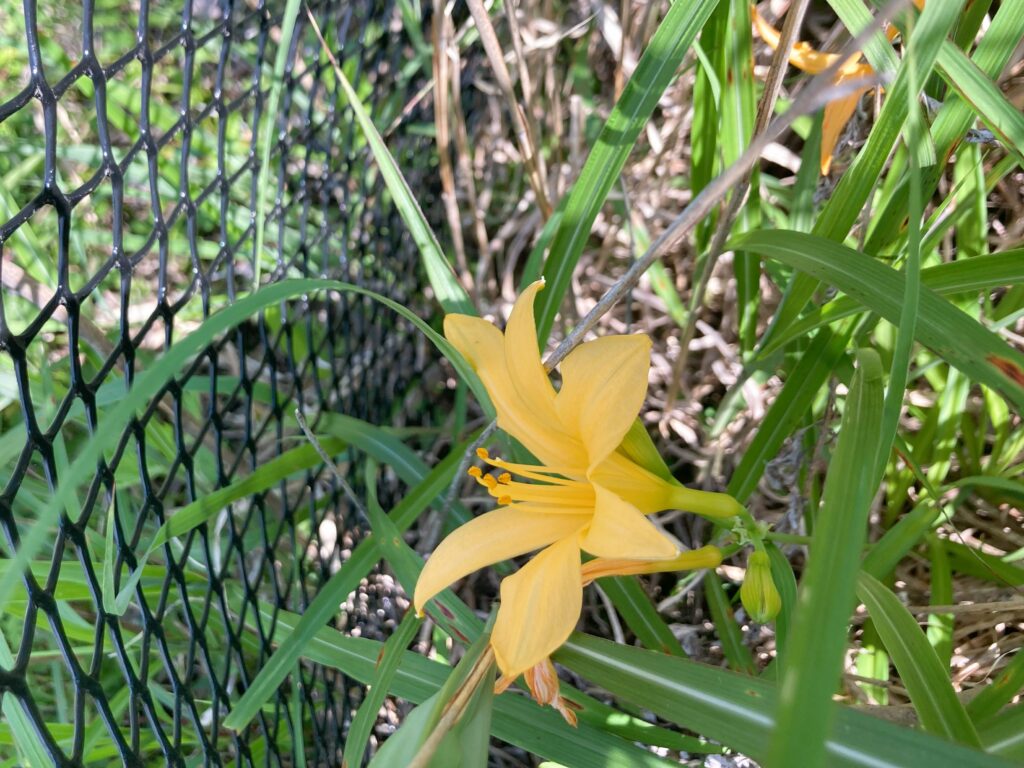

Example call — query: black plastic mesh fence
[0,0,435,763]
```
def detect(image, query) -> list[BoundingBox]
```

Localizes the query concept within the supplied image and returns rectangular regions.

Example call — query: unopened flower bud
[740,550,781,623]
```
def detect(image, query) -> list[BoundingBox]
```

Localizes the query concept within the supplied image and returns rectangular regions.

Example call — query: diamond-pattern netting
[0,0,434,763]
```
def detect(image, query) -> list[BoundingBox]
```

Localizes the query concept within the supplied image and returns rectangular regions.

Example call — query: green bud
[740,550,781,623]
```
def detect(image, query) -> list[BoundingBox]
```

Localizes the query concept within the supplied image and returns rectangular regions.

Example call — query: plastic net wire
[0,0,434,763]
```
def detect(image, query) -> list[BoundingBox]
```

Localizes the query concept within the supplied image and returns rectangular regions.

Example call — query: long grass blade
[252,0,301,288]
[0,278,488,616]
[556,633,1008,767]
[533,0,720,342]
[223,437,469,731]
[767,350,884,767]
[733,230,1024,411]
[767,0,965,343]
[757,250,1024,357]
[343,609,424,768]
[311,11,476,317]
[246,603,680,767]
[857,571,981,746]
[936,42,1024,167]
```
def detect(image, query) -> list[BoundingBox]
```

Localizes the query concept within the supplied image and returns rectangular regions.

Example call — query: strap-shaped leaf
[857,571,981,746]
[533,0,721,343]
[767,350,884,767]
[733,229,1024,411]
[555,633,1009,767]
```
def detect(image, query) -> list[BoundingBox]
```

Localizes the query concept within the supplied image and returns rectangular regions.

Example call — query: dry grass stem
[664,0,814,414]
[545,0,899,370]
[465,0,553,218]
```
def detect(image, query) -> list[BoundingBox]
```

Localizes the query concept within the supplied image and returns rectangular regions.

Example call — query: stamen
[470,451,592,510]
[517,485,591,506]
[480,455,578,485]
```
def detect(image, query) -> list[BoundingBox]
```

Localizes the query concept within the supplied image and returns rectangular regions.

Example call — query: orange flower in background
[413,280,734,720]
[752,2,925,175]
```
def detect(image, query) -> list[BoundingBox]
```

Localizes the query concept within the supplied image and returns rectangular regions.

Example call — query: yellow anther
[498,472,512,484]
[483,474,498,489]
[476,447,490,460]
[467,466,483,478]
[498,495,512,505]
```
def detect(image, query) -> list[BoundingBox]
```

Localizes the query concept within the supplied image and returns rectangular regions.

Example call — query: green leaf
[757,250,1024,356]
[966,645,1024,724]
[252,0,301,288]
[980,705,1024,761]
[151,438,345,551]
[704,570,756,675]
[768,350,884,767]
[936,42,1024,168]
[943,540,1024,587]
[329,43,475,316]
[733,230,1024,411]
[598,576,684,657]
[0,278,492,618]
[345,609,424,768]
[249,604,680,768]
[727,321,854,502]
[866,0,1024,252]
[876,47,926,487]
[370,689,445,767]
[764,542,797,665]
[857,571,981,746]
[222,437,470,732]
[721,0,761,352]
[369,680,494,768]
[533,0,721,342]
[556,633,1009,767]
[101,490,123,615]
[767,0,965,343]
[926,535,954,667]
[0,632,51,766]
[559,685,723,755]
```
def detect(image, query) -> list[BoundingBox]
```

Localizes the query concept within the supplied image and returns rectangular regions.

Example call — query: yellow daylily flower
[414,280,738,692]
[752,2,924,175]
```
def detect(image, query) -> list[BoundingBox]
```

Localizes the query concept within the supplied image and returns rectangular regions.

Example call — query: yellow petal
[491,536,582,679]
[503,280,558,418]
[581,545,723,585]
[579,484,678,560]
[753,8,840,75]
[555,334,652,468]
[821,79,872,174]
[502,281,588,470]
[413,506,589,613]
[589,451,681,514]
[444,313,585,470]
